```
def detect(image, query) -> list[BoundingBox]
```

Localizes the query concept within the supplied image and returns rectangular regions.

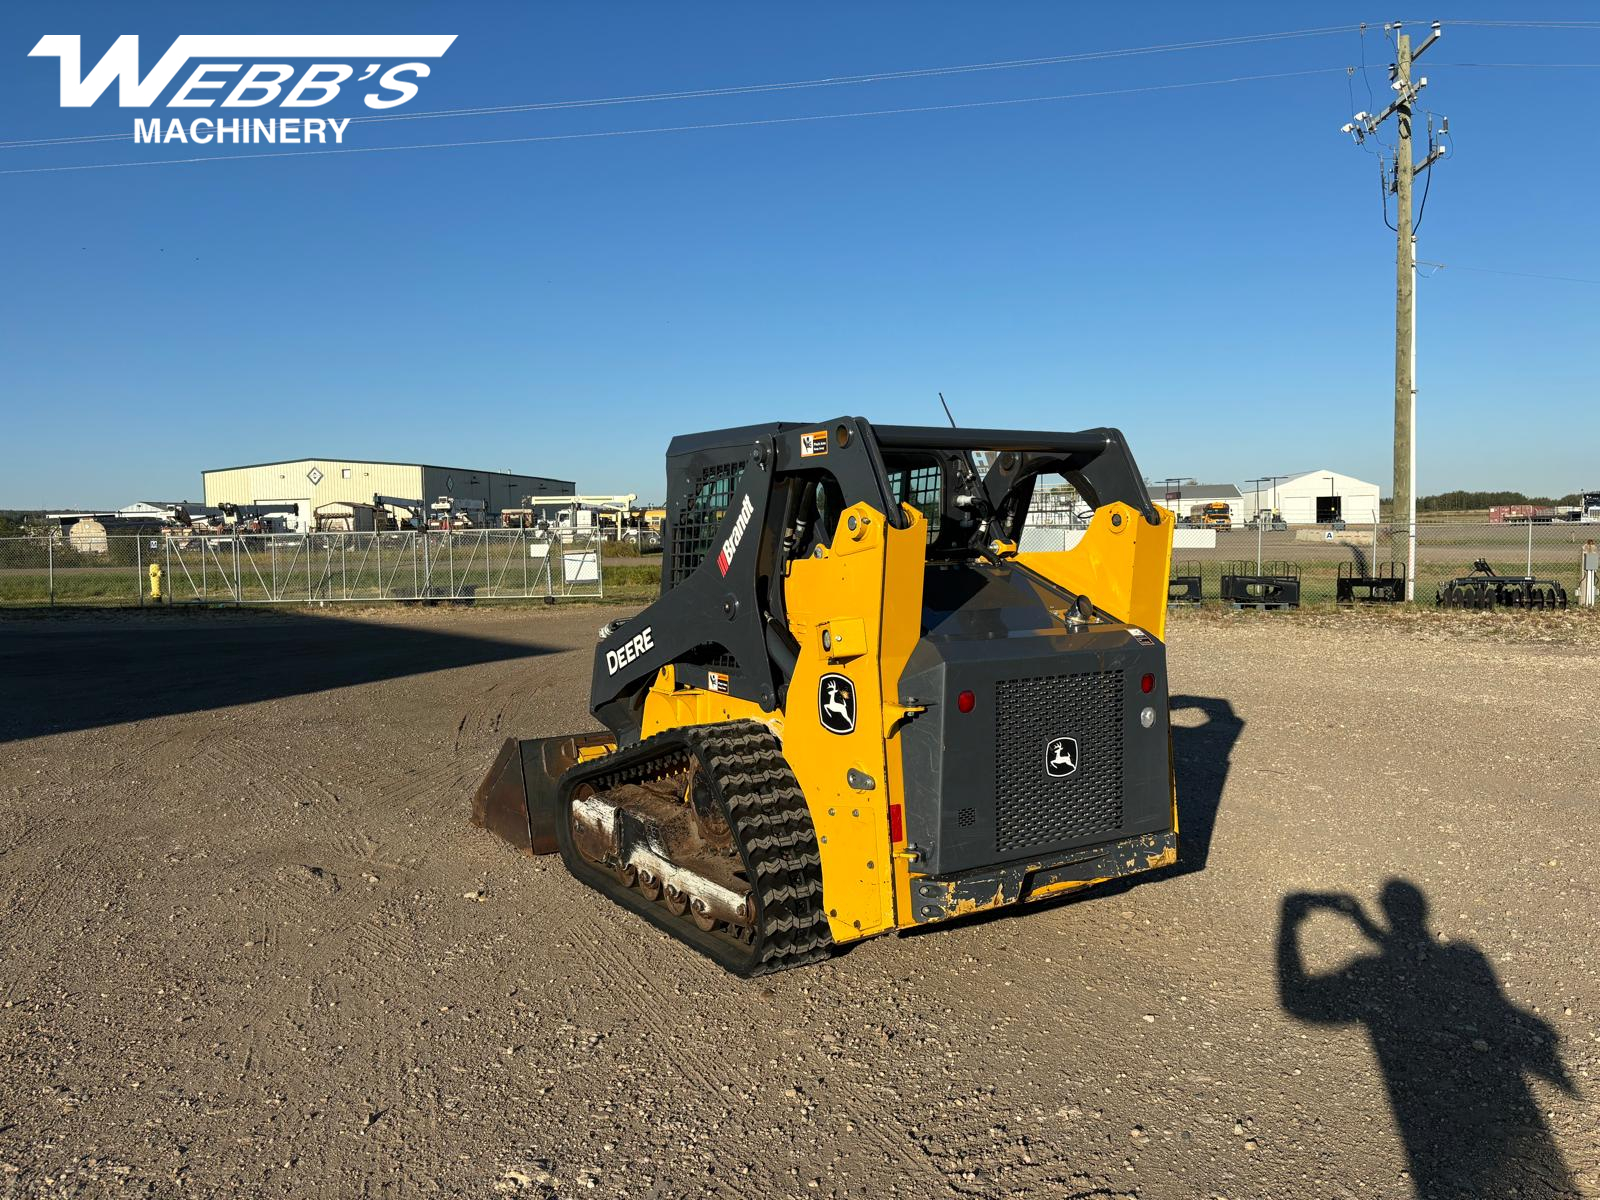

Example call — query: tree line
[1416,490,1584,512]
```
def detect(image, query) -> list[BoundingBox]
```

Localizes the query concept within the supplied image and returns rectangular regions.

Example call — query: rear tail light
[957,689,976,713]
[1141,673,1155,694]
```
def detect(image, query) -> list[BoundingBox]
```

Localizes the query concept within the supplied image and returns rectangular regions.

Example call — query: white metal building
[202,459,574,532]
[1238,469,1383,526]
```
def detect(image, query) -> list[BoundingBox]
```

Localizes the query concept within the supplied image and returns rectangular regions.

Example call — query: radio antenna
[937,392,957,427]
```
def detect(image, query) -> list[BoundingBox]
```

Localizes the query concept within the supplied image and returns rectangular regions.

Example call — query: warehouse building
[202,459,574,532]
[1238,469,1383,526]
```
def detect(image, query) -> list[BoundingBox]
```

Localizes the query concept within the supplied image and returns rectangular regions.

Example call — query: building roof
[1159,483,1241,501]
[201,458,574,487]
[50,511,169,525]
[1239,470,1381,492]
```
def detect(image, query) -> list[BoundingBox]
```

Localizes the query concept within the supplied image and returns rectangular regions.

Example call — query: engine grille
[993,671,1124,855]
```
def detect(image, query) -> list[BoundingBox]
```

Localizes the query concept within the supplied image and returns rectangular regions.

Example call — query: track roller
[554,721,832,977]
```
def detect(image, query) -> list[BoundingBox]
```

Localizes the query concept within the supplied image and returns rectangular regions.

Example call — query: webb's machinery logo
[28,34,457,145]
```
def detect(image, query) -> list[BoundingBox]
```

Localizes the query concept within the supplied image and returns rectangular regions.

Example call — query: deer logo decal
[818,673,856,735]
[1045,735,1079,778]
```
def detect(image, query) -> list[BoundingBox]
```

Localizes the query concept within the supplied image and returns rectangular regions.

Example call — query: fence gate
[140,529,606,605]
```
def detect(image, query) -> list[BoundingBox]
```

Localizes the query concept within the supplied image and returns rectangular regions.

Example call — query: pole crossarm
[1410,22,1442,61]
[1346,78,1427,142]
[1412,145,1446,176]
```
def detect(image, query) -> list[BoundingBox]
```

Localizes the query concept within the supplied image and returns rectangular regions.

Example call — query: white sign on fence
[563,550,599,583]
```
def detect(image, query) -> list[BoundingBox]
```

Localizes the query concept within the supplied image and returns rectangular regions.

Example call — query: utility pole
[1247,477,1267,518]
[1342,20,1447,600]
[1247,477,1268,570]
[1393,28,1416,585]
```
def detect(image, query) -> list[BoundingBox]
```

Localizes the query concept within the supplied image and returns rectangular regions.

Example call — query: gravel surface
[1,604,1596,1198]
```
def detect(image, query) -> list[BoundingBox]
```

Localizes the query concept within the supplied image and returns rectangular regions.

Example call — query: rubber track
[555,720,832,977]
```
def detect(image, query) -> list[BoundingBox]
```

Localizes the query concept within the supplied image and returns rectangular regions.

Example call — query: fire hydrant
[148,562,162,601]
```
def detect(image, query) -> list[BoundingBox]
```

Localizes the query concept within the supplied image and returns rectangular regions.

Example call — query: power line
[8,20,1596,154]
[1358,23,1379,109]
[1418,261,1600,285]
[0,24,1363,152]
[1427,18,1600,28]
[0,66,1350,177]
[1431,60,1600,67]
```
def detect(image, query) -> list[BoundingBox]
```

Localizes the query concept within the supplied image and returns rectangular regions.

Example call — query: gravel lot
[1,604,1596,1198]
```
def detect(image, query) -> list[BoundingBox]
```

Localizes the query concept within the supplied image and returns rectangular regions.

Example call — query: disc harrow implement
[1436,559,1567,609]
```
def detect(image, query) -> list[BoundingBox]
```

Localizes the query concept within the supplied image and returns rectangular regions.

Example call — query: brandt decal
[715,494,756,576]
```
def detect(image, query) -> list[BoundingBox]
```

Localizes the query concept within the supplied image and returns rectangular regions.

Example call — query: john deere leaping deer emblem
[818,674,856,735]
[1045,735,1079,778]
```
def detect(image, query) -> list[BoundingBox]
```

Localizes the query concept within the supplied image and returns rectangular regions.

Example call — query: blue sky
[1,3,1596,508]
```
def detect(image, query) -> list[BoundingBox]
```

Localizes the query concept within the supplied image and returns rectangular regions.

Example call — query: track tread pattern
[559,721,832,976]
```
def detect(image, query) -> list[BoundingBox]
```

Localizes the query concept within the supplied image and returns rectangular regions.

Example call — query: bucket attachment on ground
[471,732,616,854]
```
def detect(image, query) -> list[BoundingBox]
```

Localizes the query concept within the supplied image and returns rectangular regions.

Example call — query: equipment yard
[2,605,1597,1199]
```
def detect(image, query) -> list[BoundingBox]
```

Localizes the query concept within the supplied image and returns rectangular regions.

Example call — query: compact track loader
[473,418,1179,975]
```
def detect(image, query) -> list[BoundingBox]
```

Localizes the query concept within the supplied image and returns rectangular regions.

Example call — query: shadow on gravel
[1278,881,1578,1199]
[0,612,553,743]
[1166,693,1240,875]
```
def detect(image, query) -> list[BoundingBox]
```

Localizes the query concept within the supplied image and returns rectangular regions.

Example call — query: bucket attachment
[471,732,616,854]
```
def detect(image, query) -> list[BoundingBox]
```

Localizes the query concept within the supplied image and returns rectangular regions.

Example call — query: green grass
[4,550,1587,611]
[0,571,145,606]
[0,558,665,609]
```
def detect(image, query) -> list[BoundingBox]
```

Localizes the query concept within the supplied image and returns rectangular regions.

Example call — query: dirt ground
[1,604,1596,1199]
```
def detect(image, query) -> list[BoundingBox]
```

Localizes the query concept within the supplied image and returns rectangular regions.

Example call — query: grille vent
[992,671,1124,854]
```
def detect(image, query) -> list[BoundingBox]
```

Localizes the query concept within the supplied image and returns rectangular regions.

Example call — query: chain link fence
[1165,520,1598,605]
[5,521,1594,610]
[0,529,607,608]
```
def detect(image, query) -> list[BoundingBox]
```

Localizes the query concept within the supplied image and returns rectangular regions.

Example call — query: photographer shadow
[1278,882,1578,1199]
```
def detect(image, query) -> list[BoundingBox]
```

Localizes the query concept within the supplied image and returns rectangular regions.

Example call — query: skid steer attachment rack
[1220,560,1301,610]
[1168,560,1203,604]
[1337,561,1405,604]
[470,417,1181,973]
[1437,559,1568,609]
